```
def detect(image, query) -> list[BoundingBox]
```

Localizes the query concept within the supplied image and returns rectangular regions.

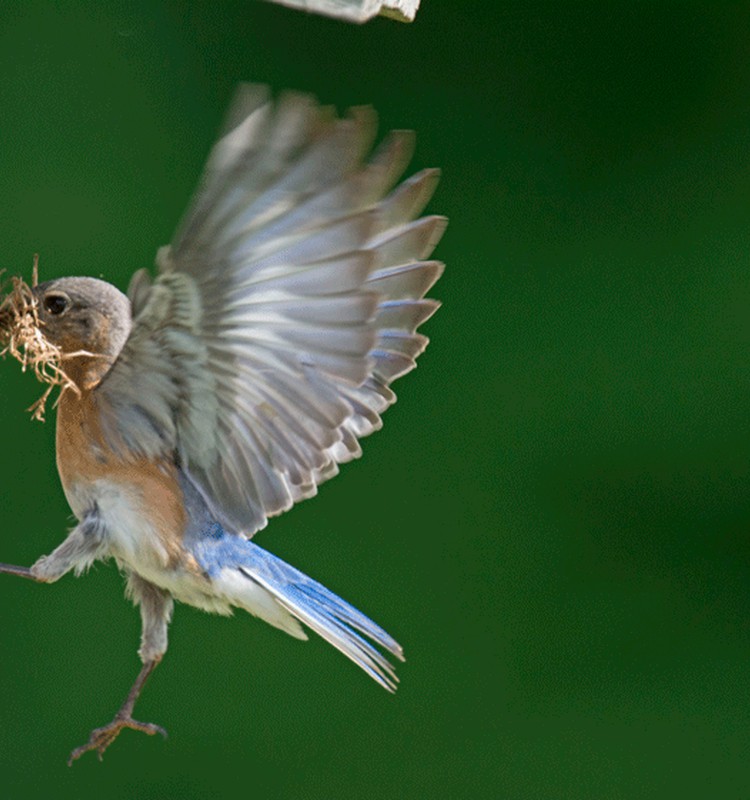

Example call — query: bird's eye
[43,294,69,315]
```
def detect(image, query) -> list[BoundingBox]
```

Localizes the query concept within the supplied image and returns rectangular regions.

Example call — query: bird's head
[0,274,132,417]
[31,277,132,360]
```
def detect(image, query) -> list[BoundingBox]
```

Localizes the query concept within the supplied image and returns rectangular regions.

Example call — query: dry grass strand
[0,272,79,421]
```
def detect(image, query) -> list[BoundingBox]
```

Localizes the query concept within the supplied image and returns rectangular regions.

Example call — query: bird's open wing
[96,85,445,536]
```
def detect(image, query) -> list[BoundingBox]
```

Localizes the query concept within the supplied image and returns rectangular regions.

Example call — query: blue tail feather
[193,526,404,691]
[239,543,404,692]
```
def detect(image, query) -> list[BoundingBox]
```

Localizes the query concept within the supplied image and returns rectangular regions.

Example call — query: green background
[1,1,750,797]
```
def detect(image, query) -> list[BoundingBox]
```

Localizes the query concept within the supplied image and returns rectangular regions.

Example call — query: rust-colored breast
[55,388,189,568]
[56,387,114,490]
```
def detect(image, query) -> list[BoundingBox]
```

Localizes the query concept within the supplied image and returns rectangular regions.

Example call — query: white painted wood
[266,0,420,23]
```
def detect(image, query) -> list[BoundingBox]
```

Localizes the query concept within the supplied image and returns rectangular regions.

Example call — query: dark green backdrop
[1,2,750,797]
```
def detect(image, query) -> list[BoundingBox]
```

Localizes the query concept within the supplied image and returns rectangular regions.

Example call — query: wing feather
[96,85,445,536]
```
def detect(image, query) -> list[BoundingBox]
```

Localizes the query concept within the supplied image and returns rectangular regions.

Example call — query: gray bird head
[32,277,132,360]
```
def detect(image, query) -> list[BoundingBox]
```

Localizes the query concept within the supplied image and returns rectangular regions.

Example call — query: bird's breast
[54,388,192,575]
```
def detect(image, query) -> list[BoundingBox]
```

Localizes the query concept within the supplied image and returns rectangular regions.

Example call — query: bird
[0,84,445,765]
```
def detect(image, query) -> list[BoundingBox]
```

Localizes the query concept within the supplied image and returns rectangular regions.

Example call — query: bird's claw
[67,714,167,766]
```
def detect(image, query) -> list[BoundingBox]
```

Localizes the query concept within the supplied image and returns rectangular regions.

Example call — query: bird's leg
[68,573,173,765]
[0,514,107,584]
[67,658,166,765]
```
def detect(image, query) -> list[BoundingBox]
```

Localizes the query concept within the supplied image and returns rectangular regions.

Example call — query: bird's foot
[67,714,167,765]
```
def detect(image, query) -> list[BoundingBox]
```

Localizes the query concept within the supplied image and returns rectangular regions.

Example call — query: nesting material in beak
[0,273,78,422]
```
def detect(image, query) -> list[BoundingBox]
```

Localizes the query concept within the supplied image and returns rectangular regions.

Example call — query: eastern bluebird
[0,85,445,764]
